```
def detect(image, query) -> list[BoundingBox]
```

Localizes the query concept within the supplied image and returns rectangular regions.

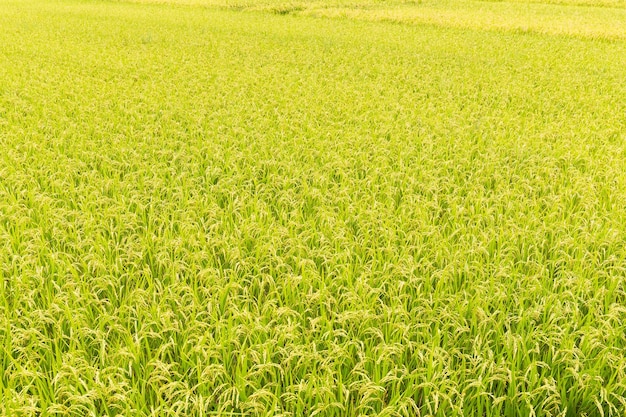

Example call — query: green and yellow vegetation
[1,0,626,415]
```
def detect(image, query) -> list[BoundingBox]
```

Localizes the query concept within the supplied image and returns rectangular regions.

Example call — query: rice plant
[1,0,626,415]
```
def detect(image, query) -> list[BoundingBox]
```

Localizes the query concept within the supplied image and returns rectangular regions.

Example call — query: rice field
[1,0,626,415]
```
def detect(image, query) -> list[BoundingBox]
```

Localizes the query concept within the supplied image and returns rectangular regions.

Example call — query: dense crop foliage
[1,0,626,415]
